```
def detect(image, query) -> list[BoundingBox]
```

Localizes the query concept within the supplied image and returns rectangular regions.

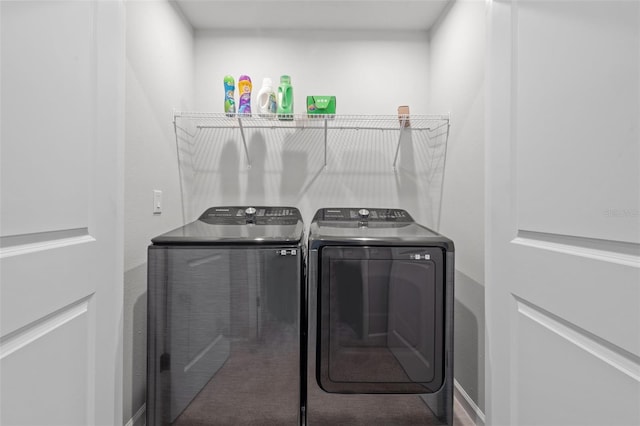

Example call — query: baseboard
[454,379,485,426]
[125,403,146,426]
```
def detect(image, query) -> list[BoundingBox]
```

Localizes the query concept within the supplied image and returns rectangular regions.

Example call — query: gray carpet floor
[173,324,442,425]
[173,324,300,426]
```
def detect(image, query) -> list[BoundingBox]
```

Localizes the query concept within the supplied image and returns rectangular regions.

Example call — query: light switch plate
[153,190,162,214]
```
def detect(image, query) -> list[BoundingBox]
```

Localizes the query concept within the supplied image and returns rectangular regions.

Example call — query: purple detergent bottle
[238,75,252,116]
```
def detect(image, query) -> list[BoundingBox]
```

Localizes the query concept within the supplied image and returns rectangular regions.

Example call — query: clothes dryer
[305,208,454,426]
[147,206,304,425]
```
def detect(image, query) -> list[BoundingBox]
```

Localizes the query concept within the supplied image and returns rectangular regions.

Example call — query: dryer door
[317,245,445,393]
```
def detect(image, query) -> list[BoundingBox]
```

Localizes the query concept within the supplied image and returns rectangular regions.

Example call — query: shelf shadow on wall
[217,138,241,203]
[280,130,308,205]
[280,129,322,206]
[394,127,448,230]
[394,130,420,222]
[246,133,267,204]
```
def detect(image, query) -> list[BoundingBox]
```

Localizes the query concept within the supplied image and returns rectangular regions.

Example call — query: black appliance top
[151,206,304,245]
[309,207,453,249]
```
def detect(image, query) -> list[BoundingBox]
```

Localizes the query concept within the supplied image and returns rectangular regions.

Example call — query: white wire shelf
[172,111,451,227]
[173,112,450,169]
[174,112,449,131]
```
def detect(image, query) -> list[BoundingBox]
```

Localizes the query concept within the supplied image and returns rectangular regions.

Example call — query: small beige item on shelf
[397,105,410,127]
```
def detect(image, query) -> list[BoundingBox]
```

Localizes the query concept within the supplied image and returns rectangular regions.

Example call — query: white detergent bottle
[257,77,277,118]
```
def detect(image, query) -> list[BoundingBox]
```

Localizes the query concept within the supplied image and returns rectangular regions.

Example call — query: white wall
[431,0,485,286]
[185,30,447,230]
[195,29,430,115]
[124,1,194,424]
[429,0,486,418]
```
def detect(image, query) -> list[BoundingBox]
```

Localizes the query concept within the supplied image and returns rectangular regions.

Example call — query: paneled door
[486,1,640,425]
[1,1,124,425]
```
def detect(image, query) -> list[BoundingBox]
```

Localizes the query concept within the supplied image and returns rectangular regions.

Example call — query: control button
[245,207,257,223]
[358,208,370,218]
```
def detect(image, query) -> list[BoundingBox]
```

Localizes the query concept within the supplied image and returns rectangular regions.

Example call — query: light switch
[153,190,162,215]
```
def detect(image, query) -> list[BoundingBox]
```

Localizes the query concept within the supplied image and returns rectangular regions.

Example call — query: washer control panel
[199,206,301,225]
[315,208,413,223]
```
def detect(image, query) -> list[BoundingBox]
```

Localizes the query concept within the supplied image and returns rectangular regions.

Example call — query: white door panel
[509,239,640,356]
[0,240,96,335]
[514,0,639,244]
[0,1,123,425]
[0,0,93,236]
[516,302,640,426]
[487,1,640,426]
[1,298,92,426]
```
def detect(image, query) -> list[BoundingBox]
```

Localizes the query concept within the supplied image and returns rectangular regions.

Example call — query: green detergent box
[306,96,336,117]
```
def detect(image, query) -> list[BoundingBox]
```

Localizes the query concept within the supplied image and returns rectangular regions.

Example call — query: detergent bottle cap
[280,75,291,85]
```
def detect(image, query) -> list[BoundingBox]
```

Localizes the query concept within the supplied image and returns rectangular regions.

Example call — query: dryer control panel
[313,208,413,223]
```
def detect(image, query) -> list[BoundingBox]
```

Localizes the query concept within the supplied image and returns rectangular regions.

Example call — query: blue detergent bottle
[224,75,236,116]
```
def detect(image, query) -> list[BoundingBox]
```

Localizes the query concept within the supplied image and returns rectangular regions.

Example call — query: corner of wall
[123,0,195,423]
[427,0,486,416]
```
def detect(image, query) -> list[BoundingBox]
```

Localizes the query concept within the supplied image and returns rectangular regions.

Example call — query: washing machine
[147,206,304,426]
[305,207,454,426]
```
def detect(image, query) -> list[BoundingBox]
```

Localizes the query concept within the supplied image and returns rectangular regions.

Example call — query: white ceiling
[173,0,452,31]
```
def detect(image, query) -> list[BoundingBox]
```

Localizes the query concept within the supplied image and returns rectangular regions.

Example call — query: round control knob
[245,207,257,217]
[358,208,370,218]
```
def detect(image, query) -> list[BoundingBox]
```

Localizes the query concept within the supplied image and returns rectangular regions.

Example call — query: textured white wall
[123,1,194,424]
[428,0,486,416]
[430,1,485,285]
[125,1,194,270]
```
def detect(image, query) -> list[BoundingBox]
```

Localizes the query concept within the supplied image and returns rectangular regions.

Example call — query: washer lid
[151,206,304,245]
